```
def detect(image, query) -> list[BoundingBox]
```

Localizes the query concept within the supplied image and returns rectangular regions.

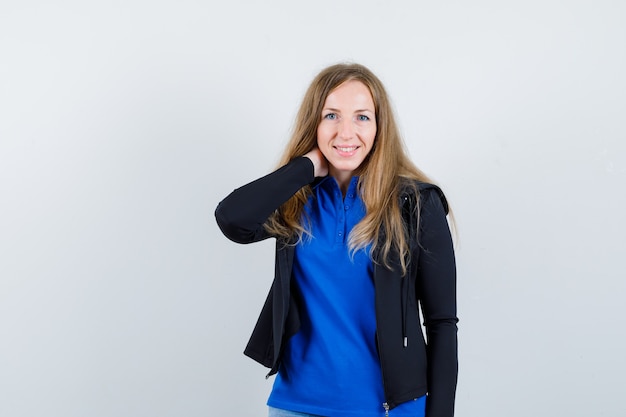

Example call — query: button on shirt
[267,176,425,417]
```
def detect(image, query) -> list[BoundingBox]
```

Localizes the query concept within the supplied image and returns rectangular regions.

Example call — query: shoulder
[399,178,449,215]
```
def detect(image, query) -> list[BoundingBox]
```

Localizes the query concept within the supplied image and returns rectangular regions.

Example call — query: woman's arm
[214,156,317,244]
[416,188,458,417]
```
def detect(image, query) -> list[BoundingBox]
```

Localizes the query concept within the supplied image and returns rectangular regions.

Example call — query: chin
[331,162,364,174]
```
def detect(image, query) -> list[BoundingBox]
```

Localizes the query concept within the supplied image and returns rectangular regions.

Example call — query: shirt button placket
[337,193,344,243]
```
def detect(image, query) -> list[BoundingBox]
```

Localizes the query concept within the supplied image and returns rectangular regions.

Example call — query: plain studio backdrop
[1,1,625,416]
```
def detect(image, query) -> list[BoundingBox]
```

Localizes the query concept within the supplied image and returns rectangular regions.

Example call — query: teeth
[337,146,357,152]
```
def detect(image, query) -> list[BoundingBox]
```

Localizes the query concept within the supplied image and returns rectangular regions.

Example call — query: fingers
[304,148,328,178]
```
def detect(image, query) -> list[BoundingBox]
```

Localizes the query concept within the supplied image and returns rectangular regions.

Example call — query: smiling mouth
[335,146,359,152]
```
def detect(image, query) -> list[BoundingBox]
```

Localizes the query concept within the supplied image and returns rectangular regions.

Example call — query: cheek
[366,128,377,147]
[316,125,330,145]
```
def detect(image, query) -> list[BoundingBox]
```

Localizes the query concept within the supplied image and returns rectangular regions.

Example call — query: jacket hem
[385,385,428,409]
[243,347,272,369]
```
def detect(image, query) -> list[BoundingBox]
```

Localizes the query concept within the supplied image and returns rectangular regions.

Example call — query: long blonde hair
[265,63,435,274]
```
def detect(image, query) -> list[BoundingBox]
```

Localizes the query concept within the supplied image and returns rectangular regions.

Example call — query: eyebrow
[323,107,375,113]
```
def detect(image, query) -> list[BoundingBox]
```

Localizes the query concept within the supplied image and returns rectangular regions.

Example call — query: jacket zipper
[376,269,390,417]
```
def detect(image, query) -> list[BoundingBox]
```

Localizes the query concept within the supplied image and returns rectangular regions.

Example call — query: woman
[215,63,458,417]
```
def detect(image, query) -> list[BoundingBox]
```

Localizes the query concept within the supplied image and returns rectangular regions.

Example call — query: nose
[338,118,355,140]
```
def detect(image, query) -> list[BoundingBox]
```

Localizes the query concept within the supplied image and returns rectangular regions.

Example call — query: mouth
[335,145,359,152]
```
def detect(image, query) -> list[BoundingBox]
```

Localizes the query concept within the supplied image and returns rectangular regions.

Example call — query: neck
[330,172,354,196]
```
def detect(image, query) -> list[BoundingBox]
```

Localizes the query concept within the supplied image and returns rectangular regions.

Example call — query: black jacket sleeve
[417,188,458,417]
[215,157,316,244]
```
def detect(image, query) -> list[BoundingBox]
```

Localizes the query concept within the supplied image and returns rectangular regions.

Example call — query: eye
[323,113,338,120]
[357,114,370,122]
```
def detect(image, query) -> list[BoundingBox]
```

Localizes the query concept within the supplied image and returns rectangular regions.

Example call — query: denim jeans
[268,406,325,417]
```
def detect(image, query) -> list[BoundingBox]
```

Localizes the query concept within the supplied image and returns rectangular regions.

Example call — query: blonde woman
[215,63,458,417]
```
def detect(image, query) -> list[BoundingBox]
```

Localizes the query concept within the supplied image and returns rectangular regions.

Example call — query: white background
[1,1,625,416]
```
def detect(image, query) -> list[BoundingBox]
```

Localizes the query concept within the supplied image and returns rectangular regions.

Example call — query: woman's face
[316,80,377,185]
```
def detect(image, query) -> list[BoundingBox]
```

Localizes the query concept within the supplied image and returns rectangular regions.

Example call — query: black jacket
[215,157,458,417]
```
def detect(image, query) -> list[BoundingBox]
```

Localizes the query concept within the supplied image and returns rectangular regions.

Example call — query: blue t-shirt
[267,177,425,417]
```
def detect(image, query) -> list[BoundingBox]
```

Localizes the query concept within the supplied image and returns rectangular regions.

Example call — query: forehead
[324,80,375,108]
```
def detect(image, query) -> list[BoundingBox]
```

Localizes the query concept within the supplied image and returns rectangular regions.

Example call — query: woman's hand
[304,147,329,178]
